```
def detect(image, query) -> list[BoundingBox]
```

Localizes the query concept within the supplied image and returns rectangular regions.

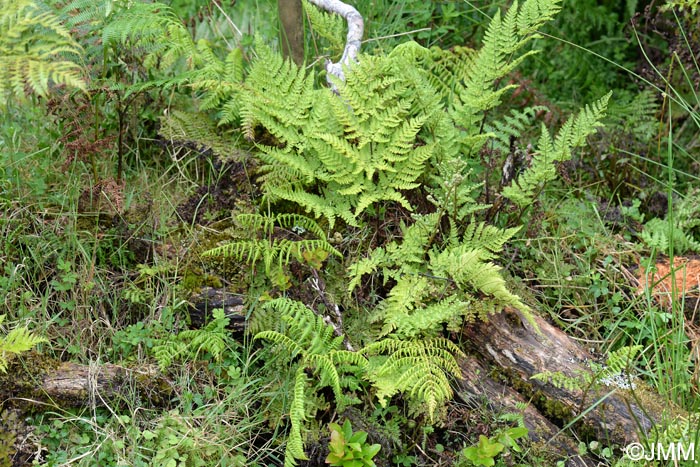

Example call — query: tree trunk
[278,0,305,66]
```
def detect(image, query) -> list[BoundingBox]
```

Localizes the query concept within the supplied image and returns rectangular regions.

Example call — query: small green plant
[204,213,341,290]
[457,426,529,467]
[0,315,47,372]
[326,419,381,467]
[152,308,236,371]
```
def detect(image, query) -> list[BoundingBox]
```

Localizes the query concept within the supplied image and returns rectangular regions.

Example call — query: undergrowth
[1,0,699,466]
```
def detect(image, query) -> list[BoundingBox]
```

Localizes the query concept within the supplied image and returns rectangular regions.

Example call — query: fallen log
[0,353,172,410]
[460,308,675,450]
[456,356,594,466]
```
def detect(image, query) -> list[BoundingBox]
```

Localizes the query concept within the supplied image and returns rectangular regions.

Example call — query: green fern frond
[441,0,561,147]
[152,340,188,372]
[0,0,85,100]
[102,2,196,68]
[241,38,315,143]
[203,213,340,287]
[531,370,583,391]
[364,337,464,421]
[152,309,232,371]
[502,92,611,207]
[254,298,368,466]
[603,345,642,376]
[244,40,447,227]
[285,368,310,466]
[485,106,548,153]
[302,0,345,56]
[429,244,526,310]
[158,110,235,160]
[461,220,521,256]
[0,319,48,373]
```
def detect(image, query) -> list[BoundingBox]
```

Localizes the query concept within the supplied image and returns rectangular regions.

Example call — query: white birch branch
[306,0,364,88]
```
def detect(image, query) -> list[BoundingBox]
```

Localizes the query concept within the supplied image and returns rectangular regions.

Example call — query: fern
[363,337,464,421]
[101,2,197,71]
[302,0,345,56]
[254,298,368,466]
[159,109,239,160]
[243,40,448,227]
[203,213,341,289]
[532,345,642,393]
[531,370,583,392]
[502,92,612,207]
[484,106,548,154]
[0,315,48,373]
[0,0,85,100]
[641,187,700,254]
[446,0,562,144]
[152,308,232,371]
[349,213,530,338]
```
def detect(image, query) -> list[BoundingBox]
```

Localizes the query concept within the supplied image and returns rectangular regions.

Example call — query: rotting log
[1,354,172,410]
[188,286,247,334]
[460,308,674,450]
[456,356,594,467]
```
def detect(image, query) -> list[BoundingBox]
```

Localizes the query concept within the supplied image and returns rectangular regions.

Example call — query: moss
[0,409,17,467]
[489,366,576,429]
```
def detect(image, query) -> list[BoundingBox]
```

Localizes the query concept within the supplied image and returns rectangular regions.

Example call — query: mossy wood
[461,308,677,448]
[0,354,172,410]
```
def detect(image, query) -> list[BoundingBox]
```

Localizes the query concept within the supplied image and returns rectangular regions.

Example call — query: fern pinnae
[1,0,85,99]
[502,92,611,207]
[286,368,310,465]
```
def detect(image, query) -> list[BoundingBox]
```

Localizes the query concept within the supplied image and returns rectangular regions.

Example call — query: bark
[187,286,246,334]
[306,0,364,88]
[456,356,595,466]
[278,0,305,66]
[460,308,672,448]
[1,354,172,409]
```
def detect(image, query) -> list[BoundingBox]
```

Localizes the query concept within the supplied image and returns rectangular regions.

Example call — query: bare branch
[306,0,364,88]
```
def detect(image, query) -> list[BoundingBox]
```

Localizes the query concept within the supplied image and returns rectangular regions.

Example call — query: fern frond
[531,370,583,391]
[254,298,368,466]
[429,244,526,310]
[603,345,642,376]
[484,106,548,153]
[364,337,464,420]
[461,220,521,256]
[448,0,561,143]
[158,110,234,160]
[502,92,611,207]
[302,0,345,56]
[152,340,188,372]
[0,0,85,99]
[203,213,340,284]
[0,323,48,372]
[244,40,446,226]
[285,368,310,465]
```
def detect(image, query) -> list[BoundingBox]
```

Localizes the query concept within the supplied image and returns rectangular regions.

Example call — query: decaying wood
[461,308,672,449]
[3,288,681,466]
[456,356,594,467]
[1,354,171,409]
[188,286,246,334]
